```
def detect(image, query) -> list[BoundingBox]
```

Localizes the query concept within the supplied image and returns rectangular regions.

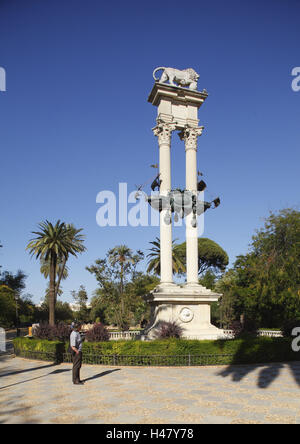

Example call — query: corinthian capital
[152,120,177,145]
[178,126,204,151]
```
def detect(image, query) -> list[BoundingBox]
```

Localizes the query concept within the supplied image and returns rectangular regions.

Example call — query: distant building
[69,303,91,312]
[35,300,91,311]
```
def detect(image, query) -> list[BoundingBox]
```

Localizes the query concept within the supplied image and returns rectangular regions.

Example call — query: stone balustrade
[108,331,141,340]
[223,329,283,338]
[82,327,283,341]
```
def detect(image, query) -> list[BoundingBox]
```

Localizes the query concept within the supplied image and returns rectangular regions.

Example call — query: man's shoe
[73,381,84,385]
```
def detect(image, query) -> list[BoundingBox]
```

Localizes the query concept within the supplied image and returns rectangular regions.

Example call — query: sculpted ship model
[136,170,220,228]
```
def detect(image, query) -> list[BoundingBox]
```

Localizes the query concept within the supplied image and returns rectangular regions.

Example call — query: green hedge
[13,337,65,362]
[81,337,299,364]
[13,337,300,366]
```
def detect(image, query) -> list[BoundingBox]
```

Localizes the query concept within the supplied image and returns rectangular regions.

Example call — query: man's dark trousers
[72,351,82,383]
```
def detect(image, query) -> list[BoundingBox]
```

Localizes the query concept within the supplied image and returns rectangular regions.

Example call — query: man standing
[70,322,84,385]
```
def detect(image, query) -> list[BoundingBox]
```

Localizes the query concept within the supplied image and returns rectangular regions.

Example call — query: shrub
[85,322,110,342]
[119,320,130,332]
[33,322,55,340]
[242,318,259,338]
[13,337,65,362]
[281,319,300,338]
[33,322,71,342]
[229,319,258,339]
[80,337,298,364]
[157,321,183,339]
[13,336,300,366]
[53,322,72,341]
[229,321,243,338]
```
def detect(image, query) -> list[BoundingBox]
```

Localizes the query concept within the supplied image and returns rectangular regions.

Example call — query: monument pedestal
[143,284,225,340]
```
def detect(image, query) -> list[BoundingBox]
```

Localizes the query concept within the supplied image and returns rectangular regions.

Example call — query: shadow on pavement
[0,362,57,379]
[0,372,60,390]
[216,338,300,389]
[83,368,121,382]
[0,362,70,390]
[49,369,71,375]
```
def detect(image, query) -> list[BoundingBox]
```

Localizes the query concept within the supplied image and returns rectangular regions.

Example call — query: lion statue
[153,67,199,90]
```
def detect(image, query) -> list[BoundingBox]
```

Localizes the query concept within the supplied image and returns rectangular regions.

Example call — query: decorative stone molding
[178,126,204,151]
[152,120,177,145]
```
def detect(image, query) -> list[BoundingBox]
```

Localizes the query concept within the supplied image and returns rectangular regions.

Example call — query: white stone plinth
[143,284,224,340]
[148,82,208,129]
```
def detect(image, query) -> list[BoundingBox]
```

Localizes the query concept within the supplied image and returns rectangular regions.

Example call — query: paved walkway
[0,355,300,424]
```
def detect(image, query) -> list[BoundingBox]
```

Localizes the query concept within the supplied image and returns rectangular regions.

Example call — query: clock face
[179,307,194,323]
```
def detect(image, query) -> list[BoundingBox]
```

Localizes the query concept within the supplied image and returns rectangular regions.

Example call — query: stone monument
[143,67,224,340]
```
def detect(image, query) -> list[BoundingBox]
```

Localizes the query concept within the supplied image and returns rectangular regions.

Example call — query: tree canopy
[174,238,229,275]
[146,237,186,276]
[71,285,90,322]
[26,220,86,325]
[0,269,27,294]
[218,209,300,328]
[0,271,34,327]
[87,246,157,329]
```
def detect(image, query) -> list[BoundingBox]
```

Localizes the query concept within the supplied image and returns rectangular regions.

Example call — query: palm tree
[54,223,85,301]
[26,220,86,325]
[108,245,136,322]
[40,257,69,303]
[146,237,186,276]
[0,241,2,271]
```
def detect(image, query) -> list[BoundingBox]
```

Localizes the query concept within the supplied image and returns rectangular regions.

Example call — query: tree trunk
[120,263,124,317]
[49,254,57,326]
[55,256,67,303]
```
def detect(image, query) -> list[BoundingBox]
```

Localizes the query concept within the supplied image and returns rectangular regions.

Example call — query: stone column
[179,126,204,285]
[153,120,176,285]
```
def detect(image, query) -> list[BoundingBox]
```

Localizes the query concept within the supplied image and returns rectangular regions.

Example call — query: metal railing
[63,352,234,366]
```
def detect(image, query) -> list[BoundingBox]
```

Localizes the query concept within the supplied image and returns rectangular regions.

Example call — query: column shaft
[186,147,199,284]
[181,126,203,285]
[153,122,176,285]
[160,143,173,284]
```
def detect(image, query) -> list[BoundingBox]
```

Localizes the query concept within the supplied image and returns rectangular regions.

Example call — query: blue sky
[0,0,299,304]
